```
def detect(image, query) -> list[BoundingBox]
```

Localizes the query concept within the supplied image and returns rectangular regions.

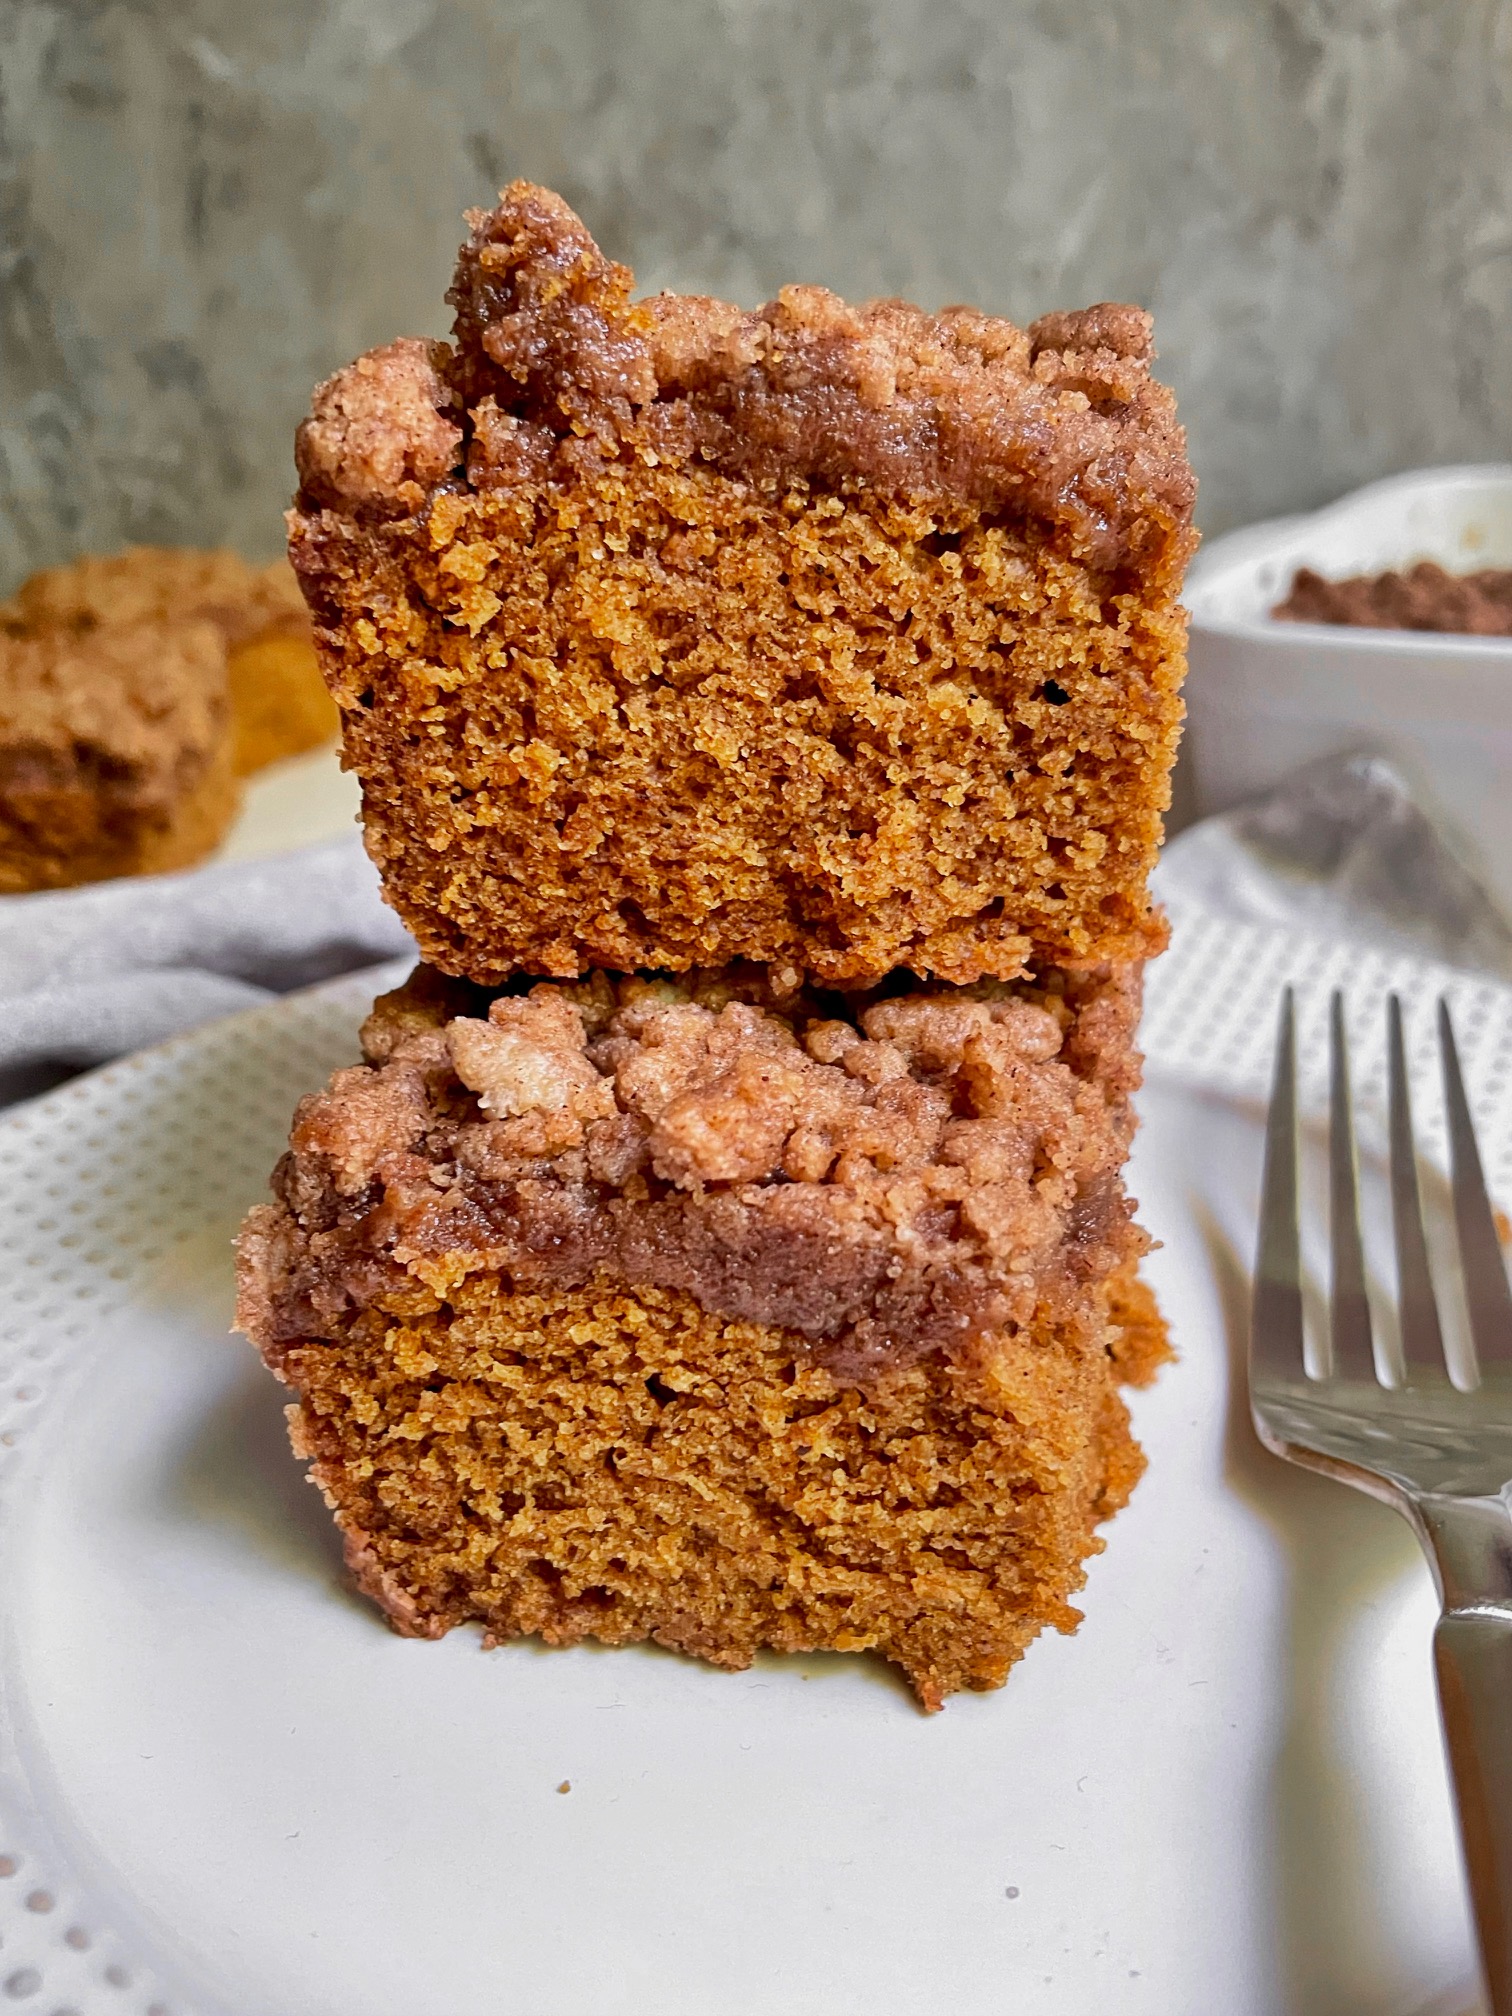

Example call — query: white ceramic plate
[0,974,1484,2016]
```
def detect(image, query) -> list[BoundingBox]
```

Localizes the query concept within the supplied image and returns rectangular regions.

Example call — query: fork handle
[1421,1497,1512,2015]
[1434,1610,1512,2013]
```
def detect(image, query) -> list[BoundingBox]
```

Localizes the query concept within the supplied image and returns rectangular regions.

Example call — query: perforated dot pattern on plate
[0,959,410,2016]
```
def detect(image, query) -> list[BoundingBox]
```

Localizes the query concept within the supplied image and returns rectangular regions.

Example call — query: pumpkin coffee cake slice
[289,182,1195,988]
[4,545,336,778]
[235,959,1167,1710]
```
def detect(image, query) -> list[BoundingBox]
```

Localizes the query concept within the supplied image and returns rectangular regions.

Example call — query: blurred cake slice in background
[0,544,341,891]
[1,545,337,777]
[0,615,236,891]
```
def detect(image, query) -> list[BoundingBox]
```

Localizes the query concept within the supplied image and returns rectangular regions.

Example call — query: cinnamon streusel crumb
[255,958,1148,1382]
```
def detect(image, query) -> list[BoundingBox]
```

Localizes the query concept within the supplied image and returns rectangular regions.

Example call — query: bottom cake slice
[235,960,1168,1709]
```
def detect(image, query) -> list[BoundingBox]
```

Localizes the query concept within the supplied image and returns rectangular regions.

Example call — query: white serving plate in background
[1183,466,1512,920]
[215,739,360,864]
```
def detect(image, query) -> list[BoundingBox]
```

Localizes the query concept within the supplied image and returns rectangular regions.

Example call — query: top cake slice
[290,182,1195,986]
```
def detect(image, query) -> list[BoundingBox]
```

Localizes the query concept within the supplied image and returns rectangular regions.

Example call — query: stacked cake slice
[236,184,1194,1709]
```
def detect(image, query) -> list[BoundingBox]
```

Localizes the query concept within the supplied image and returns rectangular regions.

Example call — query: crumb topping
[246,960,1146,1381]
[297,180,1193,574]
[296,340,465,517]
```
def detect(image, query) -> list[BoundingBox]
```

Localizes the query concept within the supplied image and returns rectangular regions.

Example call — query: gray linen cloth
[0,834,413,1105]
[1155,751,1512,979]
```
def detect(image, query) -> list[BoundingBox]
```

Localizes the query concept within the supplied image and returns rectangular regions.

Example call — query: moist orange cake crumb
[236,958,1169,1707]
[247,1269,1156,1712]
[289,182,1195,987]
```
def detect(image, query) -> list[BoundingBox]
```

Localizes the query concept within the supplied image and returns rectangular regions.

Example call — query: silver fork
[1253,988,1512,2014]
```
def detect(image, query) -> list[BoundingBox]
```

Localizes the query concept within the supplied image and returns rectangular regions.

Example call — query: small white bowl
[1183,465,1512,920]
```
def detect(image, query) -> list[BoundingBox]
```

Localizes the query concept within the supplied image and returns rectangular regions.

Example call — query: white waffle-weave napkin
[1147,753,1512,1199]
[0,834,413,1106]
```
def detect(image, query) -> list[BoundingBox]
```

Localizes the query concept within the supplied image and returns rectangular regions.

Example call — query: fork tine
[1253,988,1306,1385]
[1438,998,1512,1372]
[1328,991,1376,1381]
[1387,995,1447,1382]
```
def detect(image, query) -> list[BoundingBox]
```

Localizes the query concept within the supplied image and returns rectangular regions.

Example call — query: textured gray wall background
[2,0,1510,591]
